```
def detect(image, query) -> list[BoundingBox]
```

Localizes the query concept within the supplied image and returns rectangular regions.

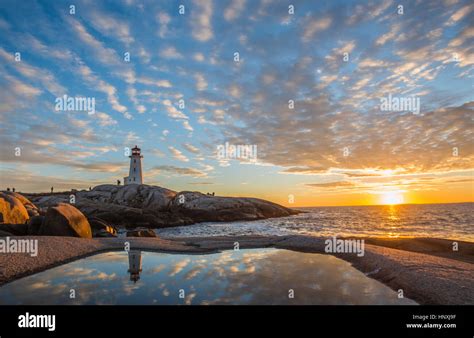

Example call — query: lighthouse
[127,250,142,283]
[124,145,143,185]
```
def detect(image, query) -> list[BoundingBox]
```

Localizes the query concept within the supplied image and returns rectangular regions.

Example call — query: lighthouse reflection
[127,250,142,283]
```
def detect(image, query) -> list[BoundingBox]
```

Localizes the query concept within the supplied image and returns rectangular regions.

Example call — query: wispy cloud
[168,146,189,162]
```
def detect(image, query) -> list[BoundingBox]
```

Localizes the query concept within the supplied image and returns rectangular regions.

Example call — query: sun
[380,191,404,205]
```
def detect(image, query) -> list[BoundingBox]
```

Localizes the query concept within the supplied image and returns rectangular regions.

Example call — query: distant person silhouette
[117,179,121,186]
[89,187,92,191]
[12,188,15,192]
[51,186,54,193]
[6,187,10,192]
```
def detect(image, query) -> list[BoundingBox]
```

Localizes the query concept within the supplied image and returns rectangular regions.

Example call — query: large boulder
[3,191,33,206]
[0,192,29,224]
[40,203,92,238]
[169,191,298,222]
[3,191,39,216]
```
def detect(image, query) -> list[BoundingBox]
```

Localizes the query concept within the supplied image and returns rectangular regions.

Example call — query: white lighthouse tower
[124,145,143,185]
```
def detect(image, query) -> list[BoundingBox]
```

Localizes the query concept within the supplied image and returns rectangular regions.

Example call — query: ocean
[157,203,474,242]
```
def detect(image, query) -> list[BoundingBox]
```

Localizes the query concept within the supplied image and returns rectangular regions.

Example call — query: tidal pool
[0,249,416,305]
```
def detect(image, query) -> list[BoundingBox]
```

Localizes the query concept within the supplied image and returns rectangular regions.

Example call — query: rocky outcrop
[40,203,92,238]
[169,191,297,222]
[26,184,299,229]
[0,192,29,224]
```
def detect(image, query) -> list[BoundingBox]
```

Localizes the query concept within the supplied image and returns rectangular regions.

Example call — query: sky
[0,0,473,207]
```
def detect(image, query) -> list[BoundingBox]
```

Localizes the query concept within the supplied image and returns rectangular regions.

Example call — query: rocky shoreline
[0,235,472,305]
[0,185,299,238]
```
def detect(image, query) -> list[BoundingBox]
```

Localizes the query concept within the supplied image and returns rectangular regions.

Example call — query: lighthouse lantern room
[124,145,143,185]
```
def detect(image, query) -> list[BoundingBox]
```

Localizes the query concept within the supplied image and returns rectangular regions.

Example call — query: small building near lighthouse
[124,145,143,185]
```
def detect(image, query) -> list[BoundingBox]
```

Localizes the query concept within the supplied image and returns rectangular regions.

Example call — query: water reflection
[0,249,417,305]
[128,250,142,283]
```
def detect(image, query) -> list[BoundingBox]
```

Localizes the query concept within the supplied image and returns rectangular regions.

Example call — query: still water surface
[0,249,416,305]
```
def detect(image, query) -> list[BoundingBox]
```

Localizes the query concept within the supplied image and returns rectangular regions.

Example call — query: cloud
[228,85,241,98]
[162,99,189,120]
[358,58,390,68]
[88,11,134,45]
[375,23,401,45]
[160,46,183,59]
[280,166,326,175]
[94,112,118,126]
[188,181,214,185]
[169,259,190,276]
[138,77,173,88]
[0,49,66,96]
[125,131,140,144]
[306,181,355,188]
[224,0,246,21]
[194,73,208,91]
[191,0,214,42]
[77,63,129,118]
[168,146,189,162]
[193,53,205,62]
[182,143,200,154]
[157,12,171,38]
[68,17,120,65]
[222,94,474,176]
[302,17,332,41]
[156,79,173,88]
[3,74,41,97]
[182,120,194,132]
[0,168,116,192]
[446,4,473,25]
[151,165,207,177]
